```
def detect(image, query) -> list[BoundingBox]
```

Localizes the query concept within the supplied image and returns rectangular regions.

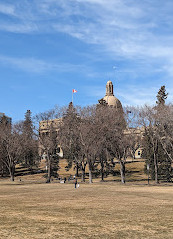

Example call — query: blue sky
[0,0,173,122]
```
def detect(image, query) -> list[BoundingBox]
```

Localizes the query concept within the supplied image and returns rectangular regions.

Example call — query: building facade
[0,113,12,125]
[99,80,123,110]
[39,80,143,159]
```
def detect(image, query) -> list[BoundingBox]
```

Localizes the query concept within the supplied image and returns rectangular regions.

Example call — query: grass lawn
[0,181,173,239]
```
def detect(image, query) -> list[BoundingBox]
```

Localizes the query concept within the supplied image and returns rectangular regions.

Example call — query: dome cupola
[106,80,114,96]
[100,81,122,110]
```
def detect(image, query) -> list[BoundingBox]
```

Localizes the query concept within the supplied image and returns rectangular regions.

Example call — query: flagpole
[72,89,77,104]
[72,90,73,104]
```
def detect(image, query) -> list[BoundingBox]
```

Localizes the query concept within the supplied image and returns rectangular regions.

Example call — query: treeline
[0,110,39,181]
[0,86,173,183]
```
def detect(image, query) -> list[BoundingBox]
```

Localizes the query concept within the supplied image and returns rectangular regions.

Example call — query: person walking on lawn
[74,178,78,188]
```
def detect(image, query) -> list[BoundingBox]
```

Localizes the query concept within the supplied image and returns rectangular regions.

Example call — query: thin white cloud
[1,0,173,82]
[0,23,38,33]
[0,55,48,73]
[118,84,173,106]
[0,55,90,74]
[47,0,173,64]
[118,87,157,106]
[0,3,15,16]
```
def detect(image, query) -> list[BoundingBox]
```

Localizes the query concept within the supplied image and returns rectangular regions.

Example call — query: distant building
[39,118,63,158]
[0,112,12,125]
[39,80,143,159]
[99,80,123,110]
[99,80,143,159]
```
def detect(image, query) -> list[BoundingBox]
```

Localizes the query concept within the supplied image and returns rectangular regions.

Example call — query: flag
[72,89,77,93]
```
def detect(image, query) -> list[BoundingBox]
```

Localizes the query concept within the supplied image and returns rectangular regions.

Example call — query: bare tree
[101,107,127,183]
[123,107,143,160]
[79,105,99,183]
[139,104,173,183]
[0,122,24,181]
[79,105,127,183]
[138,105,159,183]
[35,108,62,183]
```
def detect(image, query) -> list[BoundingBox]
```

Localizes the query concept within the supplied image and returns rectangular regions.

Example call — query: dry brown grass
[13,159,147,183]
[57,159,147,182]
[0,180,173,239]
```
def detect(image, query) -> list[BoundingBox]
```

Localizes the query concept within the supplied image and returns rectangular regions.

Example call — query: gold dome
[103,95,122,108]
[99,80,123,110]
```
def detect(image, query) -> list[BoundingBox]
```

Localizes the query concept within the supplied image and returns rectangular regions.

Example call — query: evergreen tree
[22,110,39,170]
[142,91,172,182]
[155,87,172,181]
[58,102,81,177]
[142,128,155,180]
[156,85,168,106]
[23,110,33,138]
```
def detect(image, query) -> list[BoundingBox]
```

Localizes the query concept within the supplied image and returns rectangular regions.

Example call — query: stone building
[39,118,63,158]
[39,80,143,159]
[0,112,12,125]
[98,80,143,159]
[99,80,123,110]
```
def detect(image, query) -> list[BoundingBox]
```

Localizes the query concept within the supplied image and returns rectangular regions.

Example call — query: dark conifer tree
[23,110,33,138]
[156,85,168,106]
[22,110,39,170]
[59,102,81,177]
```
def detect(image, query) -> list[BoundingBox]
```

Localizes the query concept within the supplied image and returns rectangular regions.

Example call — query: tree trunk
[153,151,159,184]
[10,174,14,181]
[119,160,125,184]
[81,165,86,182]
[0,164,4,177]
[47,155,51,183]
[101,160,104,181]
[88,163,93,184]
[10,165,15,181]
[75,161,79,177]
[133,151,135,161]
